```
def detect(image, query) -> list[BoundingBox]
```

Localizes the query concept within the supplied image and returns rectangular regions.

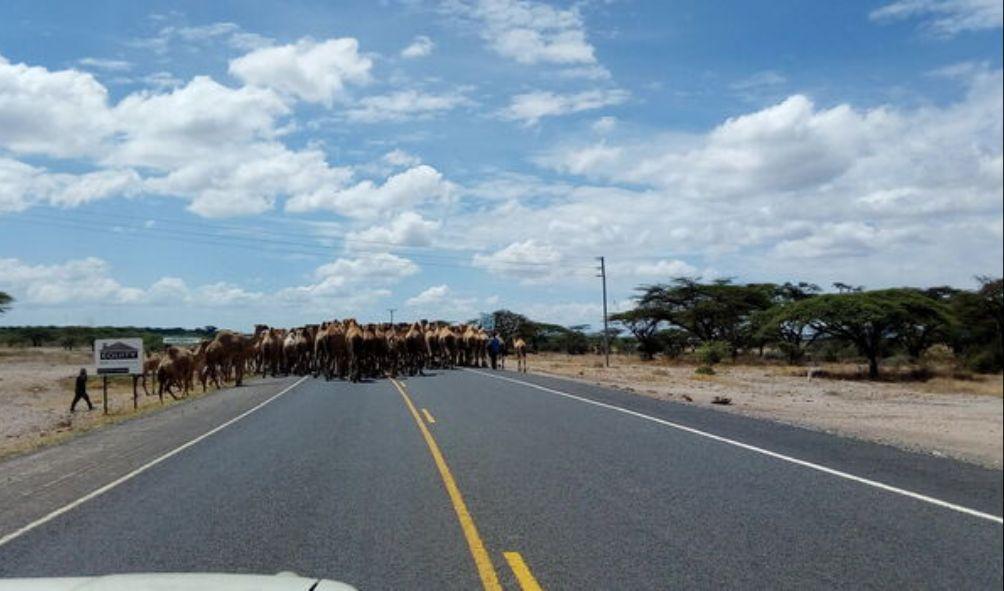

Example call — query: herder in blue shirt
[488,332,503,370]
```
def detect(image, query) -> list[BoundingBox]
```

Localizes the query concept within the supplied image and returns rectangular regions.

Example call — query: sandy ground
[527,353,1004,469]
[0,347,215,460]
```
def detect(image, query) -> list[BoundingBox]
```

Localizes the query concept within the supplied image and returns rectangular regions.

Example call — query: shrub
[695,365,716,375]
[697,341,729,366]
[965,350,1001,374]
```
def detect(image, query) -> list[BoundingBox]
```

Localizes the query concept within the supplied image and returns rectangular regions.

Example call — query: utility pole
[597,256,610,367]
[388,308,396,324]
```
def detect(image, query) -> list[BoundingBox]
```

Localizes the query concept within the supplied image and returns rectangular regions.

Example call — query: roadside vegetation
[491,276,1003,381]
[0,324,215,352]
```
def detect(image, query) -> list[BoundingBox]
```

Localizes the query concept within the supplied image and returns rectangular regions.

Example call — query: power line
[4,213,587,273]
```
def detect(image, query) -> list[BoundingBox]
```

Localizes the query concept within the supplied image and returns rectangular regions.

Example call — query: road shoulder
[465,368,1004,519]
[0,376,302,542]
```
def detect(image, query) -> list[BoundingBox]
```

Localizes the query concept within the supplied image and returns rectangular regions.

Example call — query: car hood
[0,572,356,591]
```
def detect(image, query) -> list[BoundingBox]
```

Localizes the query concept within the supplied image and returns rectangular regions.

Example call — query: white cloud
[635,259,698,277]
[383,149,422,168]
[401,35,434,58]
[78,57,133,72]
[730,70,787,90]
[504,67,1003,286]
[472,239,562,281]
[0,158,142,212]
[131,21,275,54]
[870,0,1003,36]
[0,55,114,158]
[140,71,183,90]
[0,254,413,315]
[275,253,417,310]
[0,51,459,220]
[591,116,617,134]
[313,252,419,285]
[501,88,628,124]
[406,284,451,306]
[109,76,290,169]
[446,0,597,66]
[404,284,479,319]
[0,257,238,307]
[344,89,472,123]
[347,211,442,247]
[539,69,1003,209]
[229,37,372,105]
[285,164,454,218]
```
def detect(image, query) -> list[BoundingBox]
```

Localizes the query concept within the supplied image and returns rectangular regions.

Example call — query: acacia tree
[611,308,663,359]
[490,310,524,338]
[751,282,823,360]
[773,289,952,378]
[635,278,776,356]
[0,292,12,316]
[948,277,1004,371]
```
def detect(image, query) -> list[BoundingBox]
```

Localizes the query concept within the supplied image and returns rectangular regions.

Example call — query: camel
[474,327,489,368]
[512,337,528,373]
[260,327,284,377]
[211,330,248,386]
[157,346,194,400]
[437,323,457,368]
[282,329,300,376]
[405,322,429,376]
[315,320,347,380]
[423,322,441,368]
[344,319,365,382]
[383,324,402,378]
[361,323,378,379]
[141,353,161,396]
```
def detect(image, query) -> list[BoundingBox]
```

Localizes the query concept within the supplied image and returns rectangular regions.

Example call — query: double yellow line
[391,379,543,591]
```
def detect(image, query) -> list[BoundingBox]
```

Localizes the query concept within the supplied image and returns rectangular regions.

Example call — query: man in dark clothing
[488,333,502,370]
[71,368,93,412]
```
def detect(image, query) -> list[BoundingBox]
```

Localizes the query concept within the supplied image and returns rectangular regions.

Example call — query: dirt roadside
[0,346,242,461]
[526,353,1003,469]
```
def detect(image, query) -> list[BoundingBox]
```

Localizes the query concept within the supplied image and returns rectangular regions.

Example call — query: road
[1,369,1001,589]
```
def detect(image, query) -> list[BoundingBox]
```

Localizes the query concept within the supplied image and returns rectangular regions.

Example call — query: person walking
[71,368,93,412]
[488,333,502,370]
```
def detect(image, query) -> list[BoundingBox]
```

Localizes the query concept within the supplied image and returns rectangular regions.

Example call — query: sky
[0,0,1002,330]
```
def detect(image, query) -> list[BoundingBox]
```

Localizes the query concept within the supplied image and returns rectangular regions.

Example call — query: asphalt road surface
[1,369,1001,589]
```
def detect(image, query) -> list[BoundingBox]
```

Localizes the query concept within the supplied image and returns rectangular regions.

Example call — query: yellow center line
[422,408,437,424]
[504,552,545,591]
[390,379,502,591]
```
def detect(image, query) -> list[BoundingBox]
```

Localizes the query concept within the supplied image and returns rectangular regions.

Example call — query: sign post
[94,338,144,415]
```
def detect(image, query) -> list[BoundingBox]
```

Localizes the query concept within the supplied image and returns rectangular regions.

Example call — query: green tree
[948,277,1003,372]
[773,289,952,378]
[611,308,663,359]
[635,278,776,356]
[0,291,12,315]
[491,309,534,340]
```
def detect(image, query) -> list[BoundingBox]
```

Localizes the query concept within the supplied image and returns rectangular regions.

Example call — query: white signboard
[94,338,144,375]
[479,313,495,331]
[163,336,203,346]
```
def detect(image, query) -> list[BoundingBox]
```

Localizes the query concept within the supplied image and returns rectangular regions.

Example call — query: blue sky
[1,0,1002,330]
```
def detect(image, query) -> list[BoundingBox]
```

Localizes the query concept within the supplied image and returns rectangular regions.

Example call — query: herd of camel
[145,320,528,399]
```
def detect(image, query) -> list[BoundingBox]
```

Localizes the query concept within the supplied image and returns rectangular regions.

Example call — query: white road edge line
[466,369,1003,525]
[0,376,310,548]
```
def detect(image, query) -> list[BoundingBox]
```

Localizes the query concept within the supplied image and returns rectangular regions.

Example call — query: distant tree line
[0,325,217,352]
[608,277,1003,378]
